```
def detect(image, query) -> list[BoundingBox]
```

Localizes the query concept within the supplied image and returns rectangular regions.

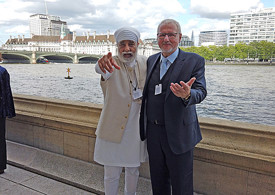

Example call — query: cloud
[6,25,30,34]
[64,0,185,37]
[0,0,33,24]
[190,0,264,19]
[0,0,270,45]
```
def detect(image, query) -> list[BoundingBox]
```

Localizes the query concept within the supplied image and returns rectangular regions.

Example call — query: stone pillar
[74,53,79,64]
[31,51,36,64]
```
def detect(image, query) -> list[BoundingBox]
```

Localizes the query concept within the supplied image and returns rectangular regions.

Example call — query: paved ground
[0,164,203,195]
[0,165,96,195]
[4,141,203,195]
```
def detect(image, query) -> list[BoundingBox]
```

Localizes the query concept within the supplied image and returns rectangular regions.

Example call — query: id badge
[133,88,143,100]
[155,84,162,95]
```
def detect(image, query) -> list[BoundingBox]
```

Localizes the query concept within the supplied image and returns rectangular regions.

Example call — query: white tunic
[93,61,148,167]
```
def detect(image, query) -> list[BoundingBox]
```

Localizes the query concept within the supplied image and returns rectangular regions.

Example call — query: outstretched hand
[170,77,196,99]
[98,52,120,73]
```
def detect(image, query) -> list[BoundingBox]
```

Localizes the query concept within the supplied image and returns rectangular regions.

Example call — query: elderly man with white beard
[93,26,148,195]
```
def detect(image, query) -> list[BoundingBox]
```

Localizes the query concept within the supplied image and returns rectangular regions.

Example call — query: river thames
[1,63,275,127]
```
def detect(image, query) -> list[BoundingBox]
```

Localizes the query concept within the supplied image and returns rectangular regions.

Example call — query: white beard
[118,51,137,64]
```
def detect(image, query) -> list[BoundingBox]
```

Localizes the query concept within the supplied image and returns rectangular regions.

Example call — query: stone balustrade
[6,94,275,194]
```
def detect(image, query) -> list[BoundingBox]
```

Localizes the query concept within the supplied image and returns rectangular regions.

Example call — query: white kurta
[93,61,148,167]
[94,100,147,167]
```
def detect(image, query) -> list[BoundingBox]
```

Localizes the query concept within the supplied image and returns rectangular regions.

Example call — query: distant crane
[44,0,48,15]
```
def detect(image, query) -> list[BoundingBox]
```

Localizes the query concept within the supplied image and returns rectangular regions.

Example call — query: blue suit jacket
[0,66,16,118]
[140,49,207,154]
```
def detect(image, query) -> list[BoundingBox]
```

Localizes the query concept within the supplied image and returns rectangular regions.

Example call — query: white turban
[114,27,140,43]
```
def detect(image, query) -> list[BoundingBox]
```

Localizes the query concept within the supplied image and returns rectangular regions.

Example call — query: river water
[1,63,275,127]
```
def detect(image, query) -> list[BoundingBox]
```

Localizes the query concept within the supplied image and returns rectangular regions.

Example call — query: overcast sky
[0,0,274,45]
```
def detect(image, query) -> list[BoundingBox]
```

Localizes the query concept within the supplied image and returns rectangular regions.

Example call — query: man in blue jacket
[140,19,207,194]
[0,66,16,174]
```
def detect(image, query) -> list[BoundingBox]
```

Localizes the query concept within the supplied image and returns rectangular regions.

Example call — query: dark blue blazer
[140,48,207,154]
[0,66,16,118]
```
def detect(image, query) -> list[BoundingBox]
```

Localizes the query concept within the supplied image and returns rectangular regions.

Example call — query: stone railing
[6,94,275,194]
[195,118,275,194]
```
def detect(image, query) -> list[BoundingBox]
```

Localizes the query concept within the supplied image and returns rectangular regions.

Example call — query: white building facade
[199,30,228,46]
[229,7,275,45]
[2,32,160,57]
[29,14,70,37]
[3,13,160,57]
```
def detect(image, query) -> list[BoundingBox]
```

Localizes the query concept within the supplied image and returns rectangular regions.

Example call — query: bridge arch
[1,52,31,63]
[1,50,102,64]
[78,56,99,64]
[37,54,74,63]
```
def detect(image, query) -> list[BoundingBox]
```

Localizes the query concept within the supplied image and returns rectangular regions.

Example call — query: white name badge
[133,88,143,100]
[155,84,162,95]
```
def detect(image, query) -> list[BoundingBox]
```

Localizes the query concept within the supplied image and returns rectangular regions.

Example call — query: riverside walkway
[1,141,203,195]
[0,165,95,195]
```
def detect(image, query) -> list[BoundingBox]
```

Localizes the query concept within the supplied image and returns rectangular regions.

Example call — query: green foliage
[180,41,275,62]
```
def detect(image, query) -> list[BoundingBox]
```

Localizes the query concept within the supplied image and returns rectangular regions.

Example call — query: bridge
[0,50,102,64]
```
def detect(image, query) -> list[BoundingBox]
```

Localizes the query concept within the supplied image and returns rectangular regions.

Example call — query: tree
[180,41,275,63]
[234,42,248,60]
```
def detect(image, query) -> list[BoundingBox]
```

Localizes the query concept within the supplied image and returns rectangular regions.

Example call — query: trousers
[0,118,7,170]
[104,165,139,195]
[147,123,194,195]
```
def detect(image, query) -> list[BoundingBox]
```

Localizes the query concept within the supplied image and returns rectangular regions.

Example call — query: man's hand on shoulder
[98,52,120,73]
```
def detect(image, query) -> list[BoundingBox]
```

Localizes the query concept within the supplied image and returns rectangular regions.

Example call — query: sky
[0,0,274,46]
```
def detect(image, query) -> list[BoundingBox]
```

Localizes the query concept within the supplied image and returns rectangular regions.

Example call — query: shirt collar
[161,48,179,64]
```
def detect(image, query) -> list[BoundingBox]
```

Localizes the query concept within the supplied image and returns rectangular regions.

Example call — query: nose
[164,34,170,41]
[124,44,131,51]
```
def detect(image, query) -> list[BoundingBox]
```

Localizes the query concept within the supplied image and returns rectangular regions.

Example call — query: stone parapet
[6,94,275,194]
[195,118,275,194]
[197,118,275,175]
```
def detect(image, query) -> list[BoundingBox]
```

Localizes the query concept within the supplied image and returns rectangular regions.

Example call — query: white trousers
[104,165,139,195]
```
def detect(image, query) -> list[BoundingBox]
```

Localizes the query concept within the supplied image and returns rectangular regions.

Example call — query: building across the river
[2,30,161,57]
[199,30,228,46]
[29,14,70,37]
[229,7,275,45]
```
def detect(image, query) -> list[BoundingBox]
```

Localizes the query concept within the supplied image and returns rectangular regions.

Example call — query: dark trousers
[147,123,193,195]
[0,117,7,170]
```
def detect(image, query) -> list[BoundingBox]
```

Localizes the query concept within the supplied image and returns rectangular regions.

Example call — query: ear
[179,33,182,42]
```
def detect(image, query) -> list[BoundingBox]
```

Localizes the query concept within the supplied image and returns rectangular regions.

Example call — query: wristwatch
[181,93,190,102]
[184,93,190,100]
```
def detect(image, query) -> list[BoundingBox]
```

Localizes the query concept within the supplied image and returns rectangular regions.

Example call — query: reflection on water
[1,63,275,126]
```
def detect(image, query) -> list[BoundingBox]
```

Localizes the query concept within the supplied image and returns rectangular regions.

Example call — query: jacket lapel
[165,49,186,100]
[143,53,161,94]
[148,53,161,79]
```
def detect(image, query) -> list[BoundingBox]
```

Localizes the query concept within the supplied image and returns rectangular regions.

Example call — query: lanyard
[123,62,139,91]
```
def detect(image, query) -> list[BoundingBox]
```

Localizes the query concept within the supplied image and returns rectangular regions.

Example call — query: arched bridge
[0,50,102,64]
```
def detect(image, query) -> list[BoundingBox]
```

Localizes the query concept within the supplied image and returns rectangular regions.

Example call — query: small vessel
[65,76,73,79]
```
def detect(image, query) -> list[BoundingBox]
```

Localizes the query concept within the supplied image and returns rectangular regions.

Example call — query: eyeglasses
[157,33,178,39]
